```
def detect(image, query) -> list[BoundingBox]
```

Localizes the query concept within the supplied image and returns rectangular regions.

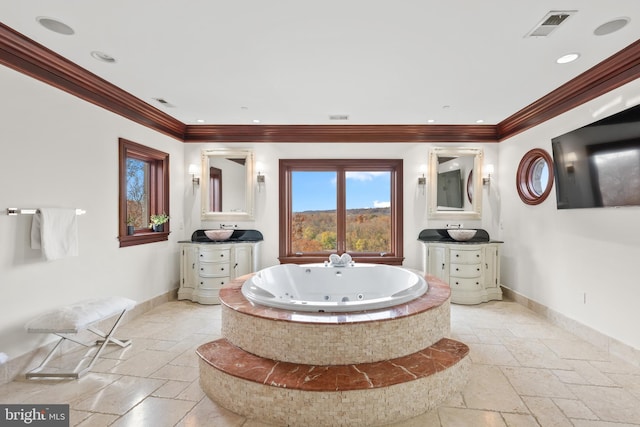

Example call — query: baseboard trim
[0,288,178,385]
[501,286,640,368]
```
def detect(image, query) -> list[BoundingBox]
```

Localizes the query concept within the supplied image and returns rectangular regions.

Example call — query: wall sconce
[418,165,427,195]
[188,164,200,195]
[565,152,577,174]
[483,164,494,186]
[418,174,426,195]
[257,171,265,192]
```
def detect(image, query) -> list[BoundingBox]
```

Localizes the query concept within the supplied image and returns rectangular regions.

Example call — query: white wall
[0,67,186,360]
[11,51,639,368]
[497,78,640,351]
[184,142,500,273]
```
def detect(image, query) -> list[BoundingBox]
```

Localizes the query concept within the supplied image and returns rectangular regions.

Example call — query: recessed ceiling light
[252,119,261,123]
[36,16,74,35]
[196,119,205,123]
[91,51,116,63]
[427,119,435,123]
[476,119,485,124]
[594,17,630,36]
[556,53,580,64]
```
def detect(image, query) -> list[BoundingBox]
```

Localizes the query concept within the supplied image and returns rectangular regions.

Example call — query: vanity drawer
[199,262,231,277]
[449,277,482,289]
[198,277,230,289]
[199,248,230,263]
[450,263,481,278]
[450,249,481,264]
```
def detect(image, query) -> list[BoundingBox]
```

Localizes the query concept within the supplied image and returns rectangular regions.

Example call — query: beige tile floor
[1,299,640,427]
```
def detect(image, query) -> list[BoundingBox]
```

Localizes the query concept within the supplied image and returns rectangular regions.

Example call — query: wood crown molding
[1,22,639,143]
[183,124,498,143]
[497,39,640,141]
[0,22,185,140]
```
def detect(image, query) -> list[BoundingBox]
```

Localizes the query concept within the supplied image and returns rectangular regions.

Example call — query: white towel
[30,208,79,261]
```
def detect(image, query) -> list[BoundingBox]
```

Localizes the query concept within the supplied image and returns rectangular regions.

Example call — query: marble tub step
[197,337,468,391]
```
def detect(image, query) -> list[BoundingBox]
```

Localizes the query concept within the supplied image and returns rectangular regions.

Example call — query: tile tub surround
[220,274,451,364]
[198,273,471,426]
[197,338,470,427]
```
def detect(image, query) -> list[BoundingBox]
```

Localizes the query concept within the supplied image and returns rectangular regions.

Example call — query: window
[118,138,170,247]
[279,159,403,265]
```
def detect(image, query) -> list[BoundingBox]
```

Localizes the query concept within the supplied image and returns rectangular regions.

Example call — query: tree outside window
[118,138,169,247]
[279,159,403,265]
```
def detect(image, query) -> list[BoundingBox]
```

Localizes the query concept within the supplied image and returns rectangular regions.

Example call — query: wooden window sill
[119,230,169,247]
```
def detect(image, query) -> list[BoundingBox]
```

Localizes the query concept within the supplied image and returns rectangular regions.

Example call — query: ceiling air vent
[329,114,349,121]
[153,97,176,108]
[525,10,577,37]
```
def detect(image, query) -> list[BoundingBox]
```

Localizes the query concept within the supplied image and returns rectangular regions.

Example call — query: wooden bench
[25,297,135,379]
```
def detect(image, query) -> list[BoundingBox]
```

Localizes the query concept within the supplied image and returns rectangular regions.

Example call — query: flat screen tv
[437,169,463,209]
[551,103,640,209]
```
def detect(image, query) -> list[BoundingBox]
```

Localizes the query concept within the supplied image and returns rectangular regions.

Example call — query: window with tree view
[118,138,169,247]
[126,158,150,229]
[280,159,403,265]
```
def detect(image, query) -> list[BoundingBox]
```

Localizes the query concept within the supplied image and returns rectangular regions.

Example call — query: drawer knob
[455,254,459,257]
[221,267,224,271]
[220,254,224,257]
[456,268,459,271]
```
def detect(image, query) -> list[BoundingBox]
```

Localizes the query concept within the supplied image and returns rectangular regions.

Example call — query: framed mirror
[428,147,483,220]
[201,148,254,221]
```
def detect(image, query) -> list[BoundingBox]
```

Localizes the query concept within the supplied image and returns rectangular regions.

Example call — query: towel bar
[7,208,86,216]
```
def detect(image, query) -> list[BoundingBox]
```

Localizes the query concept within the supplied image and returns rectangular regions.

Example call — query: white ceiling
[2,1,639,125]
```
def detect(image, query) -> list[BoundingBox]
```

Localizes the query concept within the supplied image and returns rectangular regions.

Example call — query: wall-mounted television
[437,169,463,209]
[551,103,640,209]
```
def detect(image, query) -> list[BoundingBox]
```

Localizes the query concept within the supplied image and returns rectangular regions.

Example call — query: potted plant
[149,213,169,232]
[126,215,135,235]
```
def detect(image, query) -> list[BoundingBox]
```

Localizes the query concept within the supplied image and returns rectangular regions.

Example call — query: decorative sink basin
[447,229,477,242]
[204,229,233,241]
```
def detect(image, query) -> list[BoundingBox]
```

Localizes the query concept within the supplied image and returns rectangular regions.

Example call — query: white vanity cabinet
[422,241,502,305]
[179,241,260,304]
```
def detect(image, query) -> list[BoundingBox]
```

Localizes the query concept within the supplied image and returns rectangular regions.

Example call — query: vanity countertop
[417,228,503,244]
[179,229,263,244]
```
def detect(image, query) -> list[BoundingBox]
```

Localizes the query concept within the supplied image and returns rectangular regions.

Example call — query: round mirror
[516,148,554,205]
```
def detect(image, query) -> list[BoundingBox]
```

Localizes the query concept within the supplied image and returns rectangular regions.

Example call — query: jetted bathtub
[241,263,428,312]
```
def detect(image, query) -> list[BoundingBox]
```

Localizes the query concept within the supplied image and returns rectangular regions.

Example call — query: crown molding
[498,39,640,140]
[1,21,639,144]
[183,124,498,143]
[0,22,185,140]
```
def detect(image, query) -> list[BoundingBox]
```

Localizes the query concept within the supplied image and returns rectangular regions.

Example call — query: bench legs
[26,309,132,379]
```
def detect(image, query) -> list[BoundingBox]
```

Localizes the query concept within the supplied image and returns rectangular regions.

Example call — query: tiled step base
[197,338,470,427]
[220,275,452,365]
